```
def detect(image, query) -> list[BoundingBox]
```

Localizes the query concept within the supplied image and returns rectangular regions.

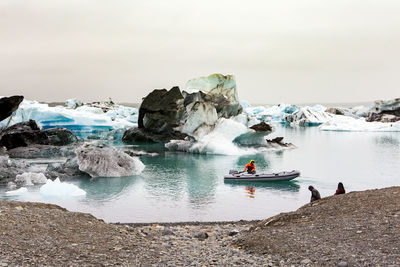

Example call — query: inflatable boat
[224,170,300,182]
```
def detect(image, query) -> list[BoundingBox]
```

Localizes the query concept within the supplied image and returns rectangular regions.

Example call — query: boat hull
[224,170,300,182]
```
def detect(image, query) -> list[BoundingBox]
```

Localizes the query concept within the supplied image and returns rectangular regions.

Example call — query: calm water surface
[2,126,399,223]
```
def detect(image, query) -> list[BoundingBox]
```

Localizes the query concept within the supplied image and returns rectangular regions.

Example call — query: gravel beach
[0,187,399,266]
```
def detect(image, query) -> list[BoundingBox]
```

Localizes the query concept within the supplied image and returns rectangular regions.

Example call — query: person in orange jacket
[244,160,256,174]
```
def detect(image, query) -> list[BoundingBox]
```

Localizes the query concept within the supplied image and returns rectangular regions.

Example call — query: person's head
[250,160,254,164]
[338,182,344,191]
[308,185,314,191]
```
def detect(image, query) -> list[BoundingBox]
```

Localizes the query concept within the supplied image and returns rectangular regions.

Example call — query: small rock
[194,232,209,240]
[15,206,23,211]
[162,227,174,236]
[300,259,312,264]
[228,230,239,237]
[338,262,348,267]
[356,230,362,234]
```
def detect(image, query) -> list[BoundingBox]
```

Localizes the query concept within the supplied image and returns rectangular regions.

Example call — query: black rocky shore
[0,187,399,266]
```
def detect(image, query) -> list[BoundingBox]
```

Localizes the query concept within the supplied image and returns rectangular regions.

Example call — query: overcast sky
[1,0,399,104]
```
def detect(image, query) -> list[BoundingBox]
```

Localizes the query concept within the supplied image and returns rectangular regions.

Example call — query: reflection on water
[76,176,140,202]
[245,186,256,198]
[374,134,400,146]
[224,180,301,192]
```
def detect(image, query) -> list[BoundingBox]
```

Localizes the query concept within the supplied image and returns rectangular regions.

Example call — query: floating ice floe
[40,178,86,197]
[320,116,400,132]
[76,144,145,177]
[6,187,28,195]
[0,99,138,138]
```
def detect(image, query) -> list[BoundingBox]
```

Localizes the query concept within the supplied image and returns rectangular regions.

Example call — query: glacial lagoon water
[1,126,399,223]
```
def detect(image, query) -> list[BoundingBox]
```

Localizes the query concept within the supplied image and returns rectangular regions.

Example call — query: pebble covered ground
[236,187,400,266]
[0,187,399,266]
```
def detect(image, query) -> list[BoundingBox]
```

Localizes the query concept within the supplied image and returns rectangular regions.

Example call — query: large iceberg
[124,74,293,155]
[40,178,86,197]
[320,116,400,132]
[0,99,138,139]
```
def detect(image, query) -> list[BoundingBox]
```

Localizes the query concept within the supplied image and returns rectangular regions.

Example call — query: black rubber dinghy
[224,170,300,182]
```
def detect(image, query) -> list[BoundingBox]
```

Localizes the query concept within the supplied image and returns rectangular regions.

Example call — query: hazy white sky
[1,0,399,104]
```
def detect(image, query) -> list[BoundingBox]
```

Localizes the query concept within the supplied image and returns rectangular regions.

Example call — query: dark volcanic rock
[138,86,185,131]
[366,112,400,123]
[250,122,272,132]
[124,86,189,143]
[0,120,49,149]
[122,127,188,144]
[366,98,400,122]
[7,144,77,159]
[267,137,284,144]
[0,120,78,150]
[44,127,78,146]
[0,95,24,122]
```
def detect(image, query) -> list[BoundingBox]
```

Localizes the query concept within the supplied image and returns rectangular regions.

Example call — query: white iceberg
[284,106,333,126]
[6,187,28,195]
[244,103,299,123]
[40,178,86,197]
[180,102,218,136]
[0,99,138,138]
[65,98,83,109]
[320,116,400,132]
[15,172,47,186]
[351,105,371,117]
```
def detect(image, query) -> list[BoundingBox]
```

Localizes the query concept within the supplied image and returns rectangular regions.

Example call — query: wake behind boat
[224,170,300,182]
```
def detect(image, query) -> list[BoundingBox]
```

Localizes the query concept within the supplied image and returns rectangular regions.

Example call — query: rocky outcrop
[44,127,78,146]
[122,127,188,144]
[0,153,32,184]
[46,157,89,179]
[249,122,272,132]
[366,98,400,122]
[138,86,185,131]
[266,137,292,147]
[0,95,24,122]
[7,144,77,159]
[76,144,145,177]
[0,120,77,150]
[0,120,49,149]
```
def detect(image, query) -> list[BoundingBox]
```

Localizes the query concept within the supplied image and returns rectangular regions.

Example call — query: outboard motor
[229,170,239,175]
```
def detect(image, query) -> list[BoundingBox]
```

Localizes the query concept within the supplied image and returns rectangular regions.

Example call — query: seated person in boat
[244,160,256,174]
